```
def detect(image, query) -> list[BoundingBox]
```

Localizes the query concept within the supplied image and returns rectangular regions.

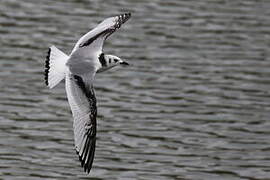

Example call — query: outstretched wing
[65,72,97,173]
[70,13,131,55]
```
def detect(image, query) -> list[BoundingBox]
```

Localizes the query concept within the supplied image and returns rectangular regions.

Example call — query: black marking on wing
[79,29,112,48]
[98,53,106,67]
[114,12,131,29]
[73,75,97,174]
[44,48,51,86]
[79,12,131,48]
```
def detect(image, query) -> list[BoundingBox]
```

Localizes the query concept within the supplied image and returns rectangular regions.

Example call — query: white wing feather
[70,13,131,55]
[65,72,97,173]
[71,16,117,53]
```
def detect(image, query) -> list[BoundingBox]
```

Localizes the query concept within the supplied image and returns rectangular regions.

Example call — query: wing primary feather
[86,138,96,173]
[81,135,90,161]
[81,136,89,166]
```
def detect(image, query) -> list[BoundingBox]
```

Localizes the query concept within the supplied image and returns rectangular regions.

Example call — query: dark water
[1,0,270,179]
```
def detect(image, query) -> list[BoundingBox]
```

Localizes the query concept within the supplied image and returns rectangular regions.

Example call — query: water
[1,0,270,179]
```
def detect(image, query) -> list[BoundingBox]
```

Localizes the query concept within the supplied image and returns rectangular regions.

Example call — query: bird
[44,13,131,173]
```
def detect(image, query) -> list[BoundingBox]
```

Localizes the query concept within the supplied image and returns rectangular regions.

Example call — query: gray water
[1,0,270,179]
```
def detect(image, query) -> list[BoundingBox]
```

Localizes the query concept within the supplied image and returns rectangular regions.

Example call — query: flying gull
[44,13,131,173]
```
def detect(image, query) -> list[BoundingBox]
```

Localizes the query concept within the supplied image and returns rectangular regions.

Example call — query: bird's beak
[120,61,129,66]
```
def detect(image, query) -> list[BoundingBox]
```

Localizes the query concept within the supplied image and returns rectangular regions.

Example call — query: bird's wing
[65,72,97,173]
[66,13,131,76]
[70,13,131,55]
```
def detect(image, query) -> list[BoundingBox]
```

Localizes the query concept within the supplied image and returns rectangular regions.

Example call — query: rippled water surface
[1,0,270,179]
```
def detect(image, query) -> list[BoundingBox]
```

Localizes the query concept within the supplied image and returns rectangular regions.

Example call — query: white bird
[44,13,131,173]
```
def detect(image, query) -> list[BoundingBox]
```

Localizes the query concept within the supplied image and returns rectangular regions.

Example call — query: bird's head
[97,53,129,73]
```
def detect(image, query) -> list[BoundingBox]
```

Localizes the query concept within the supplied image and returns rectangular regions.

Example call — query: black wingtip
[77,152,94,174]
[44,48,51,86]
[116,12,131,28]
[124,12,131,17]
[122,12,131,20]
[75,137,96,174]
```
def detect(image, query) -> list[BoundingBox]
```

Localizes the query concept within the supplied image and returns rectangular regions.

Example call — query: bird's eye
[114,59,118,63]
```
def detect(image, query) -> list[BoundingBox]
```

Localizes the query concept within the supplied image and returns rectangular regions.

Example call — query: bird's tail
[44,46,69,88]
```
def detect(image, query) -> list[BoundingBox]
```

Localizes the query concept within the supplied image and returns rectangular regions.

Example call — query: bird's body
[44,13,131,173]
